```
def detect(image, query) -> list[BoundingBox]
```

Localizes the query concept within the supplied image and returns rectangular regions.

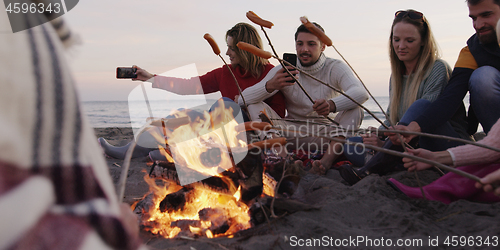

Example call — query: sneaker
[339,164,367,185]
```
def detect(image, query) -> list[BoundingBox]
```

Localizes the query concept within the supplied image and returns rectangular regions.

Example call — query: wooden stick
[267,126,483,182]
[117,121,154,202]
[267,118,500,154]
[370,128,500,153]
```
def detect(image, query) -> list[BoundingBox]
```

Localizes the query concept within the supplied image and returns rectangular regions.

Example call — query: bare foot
[287,160,304,176]
[309,160,326,175]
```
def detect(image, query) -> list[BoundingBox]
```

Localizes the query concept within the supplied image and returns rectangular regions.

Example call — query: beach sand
[95,127,500,250]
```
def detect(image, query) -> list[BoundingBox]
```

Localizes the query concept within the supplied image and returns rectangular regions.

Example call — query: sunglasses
[395,10,424,20]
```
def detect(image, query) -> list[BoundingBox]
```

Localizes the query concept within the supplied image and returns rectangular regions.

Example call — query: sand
[95,127,500,250]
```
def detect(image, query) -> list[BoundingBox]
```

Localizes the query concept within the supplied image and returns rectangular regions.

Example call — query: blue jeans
[469,66,500,133]
[345,99,464,167]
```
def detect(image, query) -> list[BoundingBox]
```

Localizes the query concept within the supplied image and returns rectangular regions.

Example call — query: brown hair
[226,23,269,78]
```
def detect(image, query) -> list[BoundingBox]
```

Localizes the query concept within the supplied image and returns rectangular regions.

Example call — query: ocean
[82,97,390,129]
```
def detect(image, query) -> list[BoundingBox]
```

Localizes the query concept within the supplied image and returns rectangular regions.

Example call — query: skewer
[267,118,500,154]
[203,33,252,120]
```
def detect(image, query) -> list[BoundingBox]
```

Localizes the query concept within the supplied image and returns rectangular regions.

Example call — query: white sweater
[239,53,369,122]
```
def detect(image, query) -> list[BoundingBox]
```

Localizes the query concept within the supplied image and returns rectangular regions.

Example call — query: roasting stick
[237,121,483,183]
[117,121,153,202]
[244,11,339,126]
[267,118,500,154]
[203,33,252,121]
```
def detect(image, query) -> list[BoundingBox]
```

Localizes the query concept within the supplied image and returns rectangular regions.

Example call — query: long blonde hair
[388,10,439,124]
[226,23,269,78]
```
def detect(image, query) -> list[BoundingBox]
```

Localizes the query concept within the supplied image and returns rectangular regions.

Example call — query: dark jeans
[469,66,500,133]
[344,99,464,167]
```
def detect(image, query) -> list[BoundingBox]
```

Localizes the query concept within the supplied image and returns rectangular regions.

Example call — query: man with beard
[389,0,500,146]
[238,23,368,174]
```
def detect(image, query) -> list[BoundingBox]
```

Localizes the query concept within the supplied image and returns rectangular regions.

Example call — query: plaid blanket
[0,6,144,250]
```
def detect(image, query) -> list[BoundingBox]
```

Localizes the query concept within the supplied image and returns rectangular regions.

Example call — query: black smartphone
[116,67,137,79]
[283,53,297,83]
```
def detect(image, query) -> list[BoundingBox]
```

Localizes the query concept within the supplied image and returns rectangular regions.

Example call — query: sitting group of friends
[5,0,500,248]
[100,0,500,207]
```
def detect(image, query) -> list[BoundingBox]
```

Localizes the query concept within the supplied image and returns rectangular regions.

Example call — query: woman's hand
[475,169,500,196]
[132,65,155,82]
[402,148,435,171]
[385,122,420,146]
[361,127,384,147]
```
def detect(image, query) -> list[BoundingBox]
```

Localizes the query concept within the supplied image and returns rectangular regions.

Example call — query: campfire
[131,100,278,238]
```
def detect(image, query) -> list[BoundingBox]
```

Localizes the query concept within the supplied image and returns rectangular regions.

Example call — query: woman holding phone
[99,22,286,159]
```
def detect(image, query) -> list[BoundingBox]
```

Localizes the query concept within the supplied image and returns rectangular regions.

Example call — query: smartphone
[283,53,297,83]
[116,67,137,79]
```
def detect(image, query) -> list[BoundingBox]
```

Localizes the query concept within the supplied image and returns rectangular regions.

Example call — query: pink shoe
[387,164,500,204]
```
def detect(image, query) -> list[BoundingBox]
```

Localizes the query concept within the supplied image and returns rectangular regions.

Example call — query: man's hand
[265,66,298,93]
[132,65,155,82]
[313,99,335,117]
[385,121,421,145]
[361,127,384,147]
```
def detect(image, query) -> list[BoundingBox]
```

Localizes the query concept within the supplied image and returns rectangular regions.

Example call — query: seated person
[238,22,369,174]
[339,10,468,185]
[388,0,500,153]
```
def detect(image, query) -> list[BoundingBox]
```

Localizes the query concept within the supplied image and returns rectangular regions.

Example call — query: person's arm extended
[413,67,472,133]
[402,148,453,171]
[133,65,207,95]
[414,47,477,133]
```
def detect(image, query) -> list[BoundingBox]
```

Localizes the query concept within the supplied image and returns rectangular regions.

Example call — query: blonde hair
[388,10,439,124]
[226,23,269,78]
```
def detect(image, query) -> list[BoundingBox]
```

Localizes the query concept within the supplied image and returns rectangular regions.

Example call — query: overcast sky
[62,0,475,101]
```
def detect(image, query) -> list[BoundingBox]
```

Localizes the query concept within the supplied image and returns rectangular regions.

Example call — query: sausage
[248,138,287,150]
[235,121,272,133]
[203,33,221,55]
[300,16,333,46]
[236,41,273,59]
[246,11,274,29]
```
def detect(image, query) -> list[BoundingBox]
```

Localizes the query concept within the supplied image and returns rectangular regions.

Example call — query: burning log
[199,208,231,235]
[236,147,264,204]
[159,187,193,213]
[170,220,202,231]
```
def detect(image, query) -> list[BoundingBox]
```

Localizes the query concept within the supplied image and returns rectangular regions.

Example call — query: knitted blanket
[0,7,143,250]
